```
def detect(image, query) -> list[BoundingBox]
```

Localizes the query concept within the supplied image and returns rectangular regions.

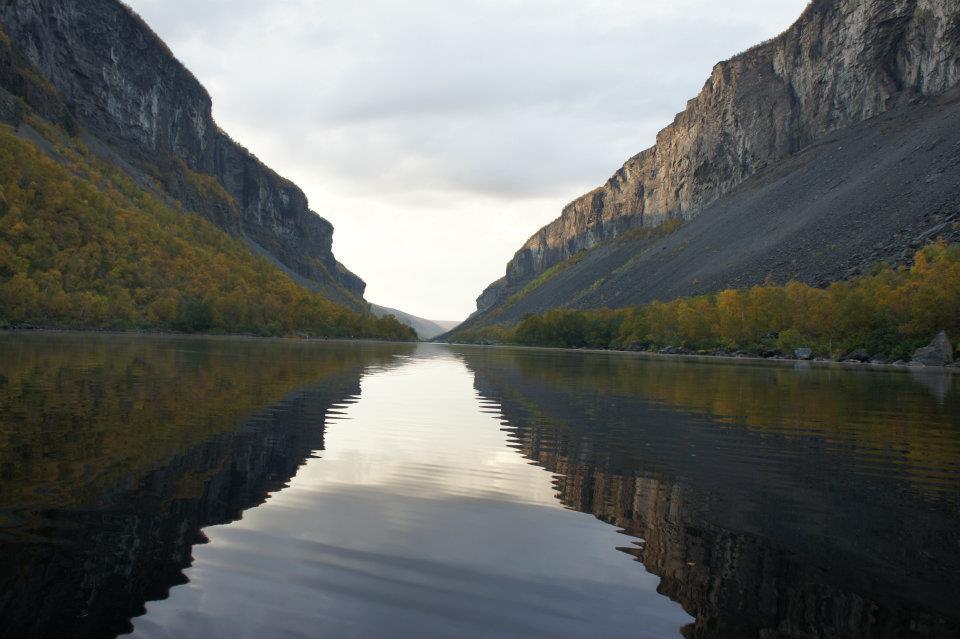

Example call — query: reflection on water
[0,334,407,638]
[460,348,960,639]
[0,335,957,638]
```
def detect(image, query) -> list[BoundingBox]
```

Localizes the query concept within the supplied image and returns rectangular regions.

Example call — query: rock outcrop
[0,0,365,306]
[912,330,955,366]
[477,0,960,312]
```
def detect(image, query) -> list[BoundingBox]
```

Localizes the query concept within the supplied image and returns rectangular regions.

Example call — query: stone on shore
[911,331,954,367]
[845,349,870,363]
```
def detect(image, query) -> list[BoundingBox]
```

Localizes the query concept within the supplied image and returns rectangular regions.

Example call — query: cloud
[125,0,810,319]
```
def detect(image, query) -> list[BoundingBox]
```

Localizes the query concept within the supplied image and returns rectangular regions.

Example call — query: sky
[125,0,809,321]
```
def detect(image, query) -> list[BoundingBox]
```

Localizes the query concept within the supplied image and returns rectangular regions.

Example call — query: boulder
[911,331,954,367]
[794,348,813,360]
[844,349,870,362]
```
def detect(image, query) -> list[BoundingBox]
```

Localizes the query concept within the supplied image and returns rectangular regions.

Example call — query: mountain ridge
[471,0,960,317]
[0,0,365,308]
[370,304,461,340]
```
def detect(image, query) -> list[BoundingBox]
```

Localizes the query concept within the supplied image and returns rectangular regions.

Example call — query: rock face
[912,330,955,366]
[455,92,960,332]
[0,0,365,306]
[478,0,960,311]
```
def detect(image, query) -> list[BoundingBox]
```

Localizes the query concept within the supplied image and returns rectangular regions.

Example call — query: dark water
[1,334,958,639]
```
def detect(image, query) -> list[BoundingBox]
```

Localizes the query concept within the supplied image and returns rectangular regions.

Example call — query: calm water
[1,334,959,639]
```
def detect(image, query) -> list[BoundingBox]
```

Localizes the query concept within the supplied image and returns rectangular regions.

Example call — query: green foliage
[500,250,589,310]
[451,323,516,345]
[516,308,623,349]
[500,239,960,359]
[175,157,239,213]
[174,298,214,333]
[615,217,684,244]
[776,328,805,354]
[0,125,415,341]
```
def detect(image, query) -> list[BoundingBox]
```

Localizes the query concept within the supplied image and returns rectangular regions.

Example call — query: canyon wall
[0,0,365,305]
[479,0,960,311]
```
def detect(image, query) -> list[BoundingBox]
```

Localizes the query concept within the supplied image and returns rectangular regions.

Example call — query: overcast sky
[125,0,809,321]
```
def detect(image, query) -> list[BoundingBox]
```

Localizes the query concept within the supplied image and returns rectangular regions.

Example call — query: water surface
[0,334,958,638]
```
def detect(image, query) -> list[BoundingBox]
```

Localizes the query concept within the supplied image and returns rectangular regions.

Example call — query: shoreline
[0,326,419,346]
[440,341,960,374]
[5,328,956,374]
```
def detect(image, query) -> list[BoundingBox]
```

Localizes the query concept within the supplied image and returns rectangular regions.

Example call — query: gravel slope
[454,90,960,333]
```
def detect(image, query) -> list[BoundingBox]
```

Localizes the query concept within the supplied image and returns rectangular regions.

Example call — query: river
[1,334,957,638]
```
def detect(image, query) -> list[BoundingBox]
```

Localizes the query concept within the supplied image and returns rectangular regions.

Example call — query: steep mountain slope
[370,304,461,340]
[0,0,364,308]
[460,0,960,334]
[459,91,960,330]
[0,1,415,338]
[0,120,414,338]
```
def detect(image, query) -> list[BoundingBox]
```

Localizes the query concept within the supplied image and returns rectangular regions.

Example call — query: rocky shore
[631,331,957,370]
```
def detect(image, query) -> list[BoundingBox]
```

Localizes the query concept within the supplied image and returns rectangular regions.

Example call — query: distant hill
[452,0,960,338]
[370,305,461,340]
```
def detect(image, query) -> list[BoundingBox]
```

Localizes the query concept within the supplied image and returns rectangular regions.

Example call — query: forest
[457,239,960,361]
[0,124,415,340]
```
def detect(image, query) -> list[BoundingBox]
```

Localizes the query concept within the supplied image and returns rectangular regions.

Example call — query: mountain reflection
[0,334,412,639]
[1,337,958,639]
[459,347,960,639]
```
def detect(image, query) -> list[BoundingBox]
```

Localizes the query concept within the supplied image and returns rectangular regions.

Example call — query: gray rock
[845,349,870,363]
[794,348,813,360]
[911,331,954,367]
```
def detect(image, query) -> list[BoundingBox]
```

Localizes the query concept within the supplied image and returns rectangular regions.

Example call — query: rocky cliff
[478,0,960,312]
[0,0,365,306]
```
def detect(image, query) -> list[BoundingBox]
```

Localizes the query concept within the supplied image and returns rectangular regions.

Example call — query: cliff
[0,0,365,307]
[451,91,960,332]
[477,0,960,312]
